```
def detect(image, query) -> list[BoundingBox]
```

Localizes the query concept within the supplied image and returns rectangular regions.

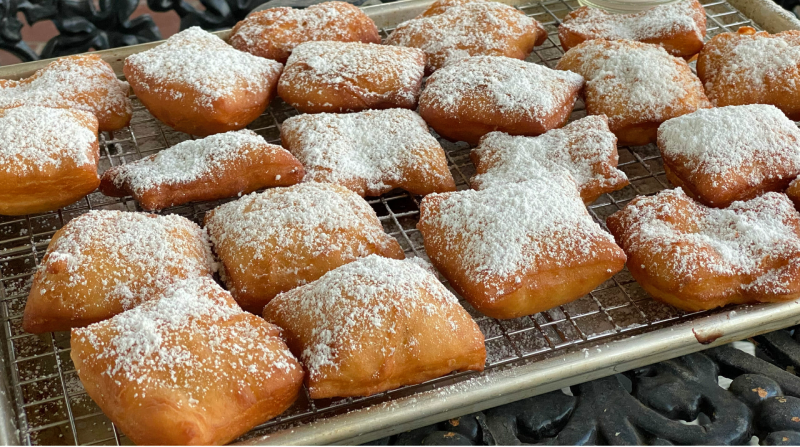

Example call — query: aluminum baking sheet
[1,0,800,444]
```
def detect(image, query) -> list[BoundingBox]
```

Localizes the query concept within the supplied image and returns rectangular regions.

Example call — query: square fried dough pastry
[204,183,404,313]
[558,0,706,59]
[229,1,380,63]
[470,115,628,204]
[658,104,800,208]
[100,129,304,211]
[24,210,216,334]
[385,0,547,73]
[124,27,283,137]
[697,27,800,120]
[418,176,626,319]
[418,55,584,145]
[787,177,800,210]
[0,106,100,216]
[0,54,131,131]
[263,255,485,399]
[276,41,425,114]
[556,39,711,146]
[72,277,303,445]
[280,109,455,197]
[607,188,800,311]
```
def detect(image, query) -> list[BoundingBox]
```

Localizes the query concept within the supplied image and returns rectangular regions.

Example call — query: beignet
[607,188,800,311]
[100,129,304,211]
[556,39,711,145]
[230,1,380,63]
[787,177,800,210]
[72,277,303,445]
[697,27,800,120]
[386,0,547,73]
[204,183,404,313]
[276,41,425,114]
[0,106,100,216]
[24,210,216,333]
[417,177,626,319]
[418,55,584,145]
[558,0,706,58]
[470,115,628,204]
[658,104,800,208]
[124,27,283,136]
[280,109,455,197]
[0,54,131,131]
[263,255,485,399]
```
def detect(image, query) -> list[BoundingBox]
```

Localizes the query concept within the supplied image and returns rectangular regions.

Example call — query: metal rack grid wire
[0,0,766,444]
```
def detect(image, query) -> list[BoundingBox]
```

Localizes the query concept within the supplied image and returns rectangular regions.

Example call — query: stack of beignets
[418,55,584,145]
[125,26,284,136]
[658,104,800,208]
[0,105,100,216]
[697,26,800,119]
[24,210,216,333]
[72,277,303,445]
[0,54,132,131]
[100,129,305,211]
[418,176,626,319]
[607,188,800,311]
[386,0,547,73]
[556,39,711,145]
[264,255,485,399]
[558,0,707,58]
[280,109,455,197]
[230,1,380,63]
[277,41,425,114]
[470,115,628,204]
[204,183,404,313]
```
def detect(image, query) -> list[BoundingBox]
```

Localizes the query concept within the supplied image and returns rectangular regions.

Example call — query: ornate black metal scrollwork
[370,326,800,445]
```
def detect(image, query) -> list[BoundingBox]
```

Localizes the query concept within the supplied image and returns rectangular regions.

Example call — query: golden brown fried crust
[697,27,800,119]
[558,0,706,58]
[0,108,100,216]
[229,1,380,63]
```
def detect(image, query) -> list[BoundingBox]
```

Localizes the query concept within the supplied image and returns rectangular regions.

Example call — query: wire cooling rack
[0,0,768,444]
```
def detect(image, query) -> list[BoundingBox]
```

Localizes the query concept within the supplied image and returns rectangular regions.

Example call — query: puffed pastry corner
[264,255,485,399]
[607,188,800,311]
[71,277,304,445]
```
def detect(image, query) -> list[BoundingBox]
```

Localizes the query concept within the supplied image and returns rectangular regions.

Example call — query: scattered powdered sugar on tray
[612,188,800,293]
[73,277,299,408]
[266,255,469,379]
[386,0,540,70]
[204,183,398,269]
[279,41,424,104]
[0,106,97,175]
[420,177,617,299]
[104,129,290,194]
[0,55,131,121]
[38,210,216,313]
[561,0,703,43]
[126,27,283,108]
[471,115,627,195]
[419,55,584,118]
[658,104,800,186]
[281,109,448,193]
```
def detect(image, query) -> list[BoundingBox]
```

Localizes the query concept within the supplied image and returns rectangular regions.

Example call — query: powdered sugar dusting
[0,106,97,175]
[104,129,292,195]
[126,27,283,108]
[73,277,299,409]
[420,55,583,118]
[266,255,470,379]
[281,109,450,196]
[611,188,800,293]
[471,115,627,198]
[37,210,216,314]
[658,104,800,187]
[419,178,617,300]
